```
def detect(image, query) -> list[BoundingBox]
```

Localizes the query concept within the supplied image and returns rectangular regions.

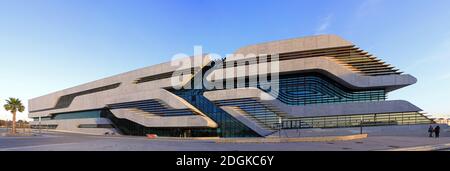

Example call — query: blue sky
[1,0,450,120]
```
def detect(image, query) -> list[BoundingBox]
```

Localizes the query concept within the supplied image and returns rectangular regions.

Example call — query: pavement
[385,143,450,151]
[2,128,450,151]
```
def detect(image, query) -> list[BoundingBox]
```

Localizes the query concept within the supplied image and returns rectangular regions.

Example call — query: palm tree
[4,98,25,134]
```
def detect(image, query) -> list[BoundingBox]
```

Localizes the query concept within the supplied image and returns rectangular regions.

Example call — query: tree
[4,98,25,134]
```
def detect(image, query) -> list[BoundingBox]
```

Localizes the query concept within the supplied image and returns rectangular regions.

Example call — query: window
[52,110,102,120]
[78,124,114,128]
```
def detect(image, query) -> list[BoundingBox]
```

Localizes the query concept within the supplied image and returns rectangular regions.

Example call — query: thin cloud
[315,14,333,35]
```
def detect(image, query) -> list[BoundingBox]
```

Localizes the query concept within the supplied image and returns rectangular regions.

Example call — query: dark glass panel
[52,110,102,120]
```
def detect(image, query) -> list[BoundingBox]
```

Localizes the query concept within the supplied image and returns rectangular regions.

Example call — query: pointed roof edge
[234,34,354,55]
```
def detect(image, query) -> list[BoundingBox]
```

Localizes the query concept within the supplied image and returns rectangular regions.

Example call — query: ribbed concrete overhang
[205,57,416,92]
[213,34,416,92]
[109,108,217,128]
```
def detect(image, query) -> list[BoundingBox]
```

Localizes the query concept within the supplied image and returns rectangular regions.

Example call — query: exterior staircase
[107,99,198,117]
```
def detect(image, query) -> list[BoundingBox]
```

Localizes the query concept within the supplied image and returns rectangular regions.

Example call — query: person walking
[428,125,434,137]
[434,125,441,138]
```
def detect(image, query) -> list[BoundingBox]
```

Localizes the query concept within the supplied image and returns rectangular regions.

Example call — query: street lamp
[38,116,41,134]
[360,115,363,134]
[5,119,7,133]
[278,117,282,138]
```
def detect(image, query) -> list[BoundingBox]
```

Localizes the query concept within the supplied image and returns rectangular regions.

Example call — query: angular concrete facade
[28,35,434,137]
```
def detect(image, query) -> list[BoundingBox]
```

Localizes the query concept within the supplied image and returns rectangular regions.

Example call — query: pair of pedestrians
[428,125,441,138]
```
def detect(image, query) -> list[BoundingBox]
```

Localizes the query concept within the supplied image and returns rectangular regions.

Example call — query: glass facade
[170,89,260,137]
[32,116,52,121]
[165,63,261,137]
[216,72,386,105]
[214,98,282,130]
[263,73,386,105]
[206,71,386,105]
[280,112,434,129]
[52,110,102,120]
[32,110,102,121]
[160,64,390,137]
[214,97,433,130]
[30,124,58,129]
[200,70,429,131]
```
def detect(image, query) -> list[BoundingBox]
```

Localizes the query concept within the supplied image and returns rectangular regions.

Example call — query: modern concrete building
[28,35,436,137]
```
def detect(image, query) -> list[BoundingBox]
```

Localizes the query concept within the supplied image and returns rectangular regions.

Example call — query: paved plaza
[1,128,450,151]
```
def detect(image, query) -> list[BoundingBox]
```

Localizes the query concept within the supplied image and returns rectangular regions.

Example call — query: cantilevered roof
[234,35,353,55]
[233,35,402,76]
